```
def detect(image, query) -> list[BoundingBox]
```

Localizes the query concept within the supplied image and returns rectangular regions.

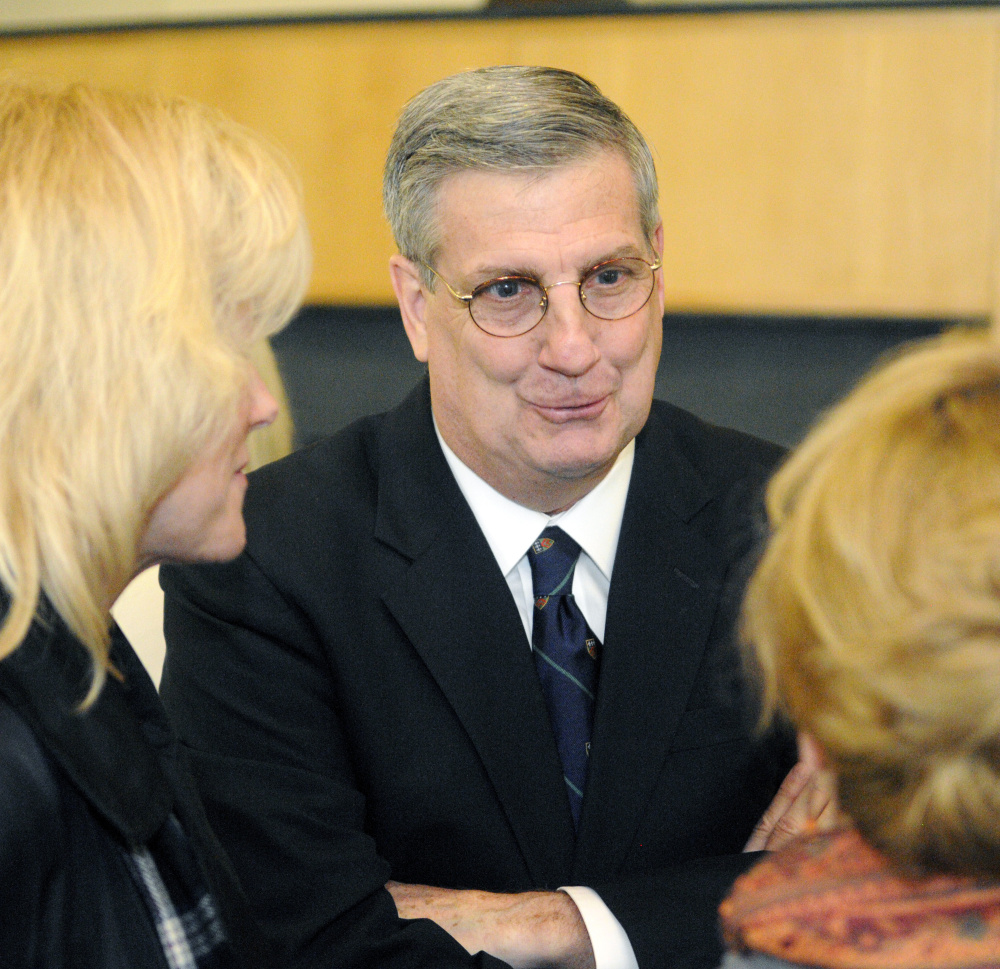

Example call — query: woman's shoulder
[720,954,797,969]
[0,697,68,919]
[0,699,65,844]
[720,829,1000,969]
[0,692,173,967]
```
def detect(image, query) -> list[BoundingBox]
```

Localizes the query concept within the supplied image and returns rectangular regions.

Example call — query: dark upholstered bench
[272,306,958,450]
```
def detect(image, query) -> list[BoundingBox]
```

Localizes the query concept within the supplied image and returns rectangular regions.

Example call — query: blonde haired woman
[115,338,295,685]
[720,329,1000,968]
[0,82,309,967]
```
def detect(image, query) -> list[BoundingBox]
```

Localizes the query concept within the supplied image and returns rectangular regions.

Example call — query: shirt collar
[434,422,634,581]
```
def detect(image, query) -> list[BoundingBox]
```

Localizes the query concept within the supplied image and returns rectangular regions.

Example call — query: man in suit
[160,67,813,969]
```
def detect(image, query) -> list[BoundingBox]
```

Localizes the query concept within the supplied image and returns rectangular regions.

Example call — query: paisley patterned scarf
[720,829,1000,968]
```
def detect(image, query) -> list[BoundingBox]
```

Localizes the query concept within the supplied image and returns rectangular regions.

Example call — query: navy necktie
[528,526,600,829]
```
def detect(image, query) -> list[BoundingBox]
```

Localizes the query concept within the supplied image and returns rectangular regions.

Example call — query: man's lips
[527,394,610,422]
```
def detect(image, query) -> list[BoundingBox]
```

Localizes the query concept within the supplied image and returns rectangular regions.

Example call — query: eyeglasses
[420,255,662,338]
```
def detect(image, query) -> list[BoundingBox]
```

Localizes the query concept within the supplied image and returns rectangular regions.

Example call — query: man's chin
[530,431,628,481]
[533,448,622,488]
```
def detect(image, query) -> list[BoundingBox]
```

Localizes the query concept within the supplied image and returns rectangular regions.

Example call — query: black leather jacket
[0,600,265,968]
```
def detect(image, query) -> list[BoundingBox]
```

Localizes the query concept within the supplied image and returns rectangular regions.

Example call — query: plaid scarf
[121,814,238,969]
[720,828,1000,969]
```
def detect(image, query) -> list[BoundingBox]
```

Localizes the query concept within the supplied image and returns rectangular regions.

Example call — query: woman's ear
[389,255,429,363]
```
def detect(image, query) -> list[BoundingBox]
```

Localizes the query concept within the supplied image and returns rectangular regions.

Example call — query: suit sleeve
[159,554,508,969]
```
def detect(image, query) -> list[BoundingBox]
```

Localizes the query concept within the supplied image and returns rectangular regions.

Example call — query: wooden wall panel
[0,9,998,317]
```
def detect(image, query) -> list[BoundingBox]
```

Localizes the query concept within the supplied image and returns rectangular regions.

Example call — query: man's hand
[386,881,596,969]
[743,756,840,852]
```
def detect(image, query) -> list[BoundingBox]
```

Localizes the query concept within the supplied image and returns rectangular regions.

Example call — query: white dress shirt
[436,427,640,969]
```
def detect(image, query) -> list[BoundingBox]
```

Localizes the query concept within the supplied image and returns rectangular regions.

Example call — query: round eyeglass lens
[470,277,546,336]
[580,258,656,321]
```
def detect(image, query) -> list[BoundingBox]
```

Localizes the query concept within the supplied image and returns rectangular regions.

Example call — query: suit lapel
[573,408,726,880]
[375,383,576,887]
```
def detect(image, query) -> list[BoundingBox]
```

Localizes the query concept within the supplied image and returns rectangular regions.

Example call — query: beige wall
[0,0,482,33]
[1,8,998,318]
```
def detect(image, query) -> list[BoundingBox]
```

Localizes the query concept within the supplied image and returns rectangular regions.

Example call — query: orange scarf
[720,829,1000,968]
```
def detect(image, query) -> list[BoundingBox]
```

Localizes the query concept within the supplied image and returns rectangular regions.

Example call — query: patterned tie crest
[527,525,600,830]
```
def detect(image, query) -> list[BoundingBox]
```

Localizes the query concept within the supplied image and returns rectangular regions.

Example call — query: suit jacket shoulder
[636,399,784,516]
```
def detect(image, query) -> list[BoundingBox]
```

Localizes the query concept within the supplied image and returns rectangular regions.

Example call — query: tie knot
[528,526,581,598]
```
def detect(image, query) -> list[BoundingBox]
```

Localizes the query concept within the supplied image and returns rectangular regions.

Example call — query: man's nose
[536,284,601,376]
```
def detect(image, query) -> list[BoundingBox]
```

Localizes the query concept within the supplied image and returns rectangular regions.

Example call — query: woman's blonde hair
[743,328,1000,878]
[0,81,310,701]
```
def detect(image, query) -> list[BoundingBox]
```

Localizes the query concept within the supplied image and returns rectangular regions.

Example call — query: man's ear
[652,221,665,313]
[389,255,429,363]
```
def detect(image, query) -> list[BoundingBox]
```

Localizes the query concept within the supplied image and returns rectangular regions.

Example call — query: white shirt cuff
[559,885,639,969]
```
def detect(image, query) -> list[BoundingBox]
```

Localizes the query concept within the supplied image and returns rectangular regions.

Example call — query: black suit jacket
[0,601,264,969]
[160,379,794,969]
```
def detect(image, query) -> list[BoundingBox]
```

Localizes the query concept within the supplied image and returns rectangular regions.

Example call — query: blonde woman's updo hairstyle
[742,329,1000,880]
[0,82,310,699]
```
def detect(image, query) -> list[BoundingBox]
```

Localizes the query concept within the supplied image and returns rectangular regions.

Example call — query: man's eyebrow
[466,245,652,286]
[590,243,650,264]
[464,264,539,286]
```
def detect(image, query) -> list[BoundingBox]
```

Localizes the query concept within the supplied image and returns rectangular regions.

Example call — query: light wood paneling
[1,9,998,317]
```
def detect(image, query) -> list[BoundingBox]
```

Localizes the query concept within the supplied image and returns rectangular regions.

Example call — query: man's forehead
[436,151,634,204]
[431,152,648,272]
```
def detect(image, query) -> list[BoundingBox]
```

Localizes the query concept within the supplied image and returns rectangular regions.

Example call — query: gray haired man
[161,67,825,969]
